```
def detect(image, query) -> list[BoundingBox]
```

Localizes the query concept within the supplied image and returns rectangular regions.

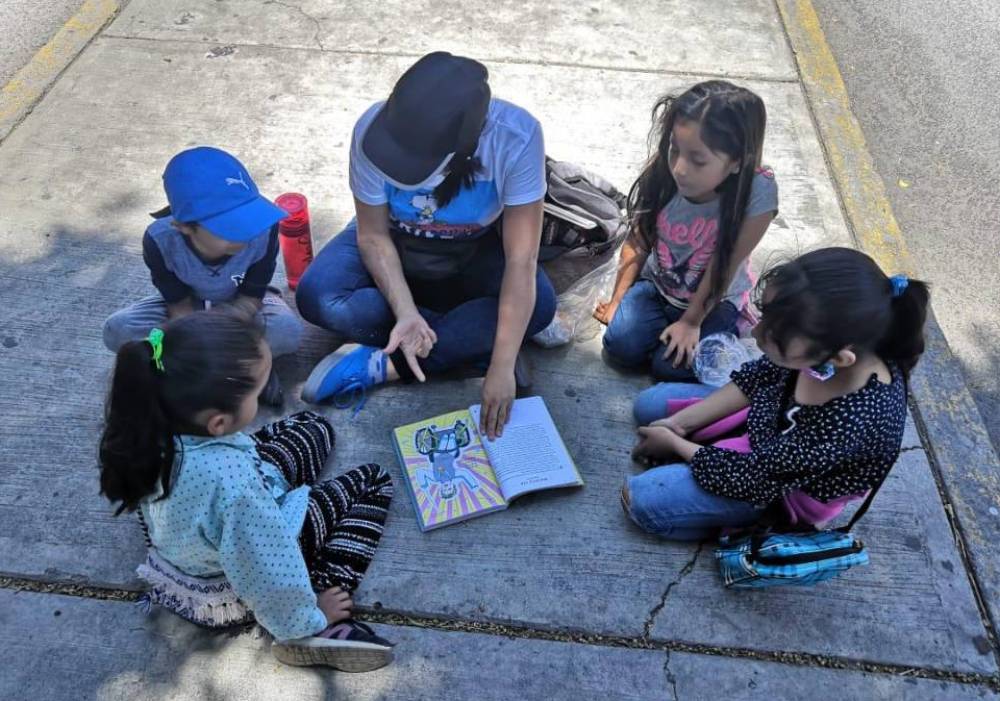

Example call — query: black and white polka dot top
[690,357,907,506]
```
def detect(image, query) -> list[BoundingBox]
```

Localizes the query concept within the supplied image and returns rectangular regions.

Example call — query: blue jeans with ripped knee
[625,381,759,540]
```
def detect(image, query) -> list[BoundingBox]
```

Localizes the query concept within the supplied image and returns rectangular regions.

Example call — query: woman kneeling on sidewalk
[98,311,394,672]
[295,52,556,440]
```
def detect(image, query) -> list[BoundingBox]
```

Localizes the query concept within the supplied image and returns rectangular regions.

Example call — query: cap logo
[225,172,249,190]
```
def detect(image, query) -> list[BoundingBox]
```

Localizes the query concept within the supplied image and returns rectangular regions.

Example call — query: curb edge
[0,0,122,143]
[775,0,1000,646]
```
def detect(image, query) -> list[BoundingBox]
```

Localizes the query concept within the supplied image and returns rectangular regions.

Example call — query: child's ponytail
[98,312,265,515]
[99,339,175,515]
[755,248,931,379]
[877,276,930,377]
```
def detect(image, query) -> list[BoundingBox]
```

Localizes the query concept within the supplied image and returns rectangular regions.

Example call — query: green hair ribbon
[147,328,165,372]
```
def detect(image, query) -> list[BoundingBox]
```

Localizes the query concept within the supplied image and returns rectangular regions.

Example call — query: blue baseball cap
[162,147,288,242]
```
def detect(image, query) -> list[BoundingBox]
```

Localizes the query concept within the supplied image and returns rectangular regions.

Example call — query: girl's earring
[806,362,836,382]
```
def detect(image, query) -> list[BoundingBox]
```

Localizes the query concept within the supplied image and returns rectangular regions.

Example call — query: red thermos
[275,193,314,290]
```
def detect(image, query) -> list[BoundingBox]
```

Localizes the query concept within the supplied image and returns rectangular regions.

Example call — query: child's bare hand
[632,425,682,465]
[593,299,619,325]
[659,319,700,368]
[317,586,353,625]
[649,416,689,438]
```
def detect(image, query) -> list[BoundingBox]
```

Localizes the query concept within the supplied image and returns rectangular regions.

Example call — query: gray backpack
[540,158,628,261]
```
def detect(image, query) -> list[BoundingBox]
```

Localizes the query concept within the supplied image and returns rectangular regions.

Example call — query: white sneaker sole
[301,346,357,404]
[272,637,393,672]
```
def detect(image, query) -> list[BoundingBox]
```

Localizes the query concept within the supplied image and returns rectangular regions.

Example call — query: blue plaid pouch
[716,529,869,588]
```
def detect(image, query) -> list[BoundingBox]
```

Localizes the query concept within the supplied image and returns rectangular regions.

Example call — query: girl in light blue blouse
[98,311,395,671]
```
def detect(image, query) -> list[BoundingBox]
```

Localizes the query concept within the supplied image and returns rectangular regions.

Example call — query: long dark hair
[754,247,930,376]
[433,153,483,208]
[627,80,767,307]
[98,312,264,515]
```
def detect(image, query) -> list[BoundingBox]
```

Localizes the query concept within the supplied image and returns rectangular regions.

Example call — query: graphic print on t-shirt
[386,180,501,240]
[654,208,719,300]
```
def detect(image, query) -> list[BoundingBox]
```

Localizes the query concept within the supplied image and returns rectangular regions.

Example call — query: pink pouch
[666,399,749,444]
[664,397,862,525]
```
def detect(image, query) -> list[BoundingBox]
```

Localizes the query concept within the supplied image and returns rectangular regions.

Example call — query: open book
[392,396,583,531]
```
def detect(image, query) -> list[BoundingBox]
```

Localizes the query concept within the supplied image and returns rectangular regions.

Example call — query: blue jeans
[295,221,557,375]
[626,381,759,540]
[602,280,739,382]
[632,381,715,426]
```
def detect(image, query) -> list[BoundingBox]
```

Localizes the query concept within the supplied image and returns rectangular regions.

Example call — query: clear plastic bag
[532,253,620,348]
[693,332,755,387]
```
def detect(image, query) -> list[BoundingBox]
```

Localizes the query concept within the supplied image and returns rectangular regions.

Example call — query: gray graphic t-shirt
[640,167,778,310]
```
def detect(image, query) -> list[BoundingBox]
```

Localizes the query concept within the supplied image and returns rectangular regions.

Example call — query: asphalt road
[0,0,86,86]
[814,0,1000,451]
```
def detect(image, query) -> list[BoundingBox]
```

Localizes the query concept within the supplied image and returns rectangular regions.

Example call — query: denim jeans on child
[102,289,302,356]
[295,221,557,375]
[603,280,739,382]
[626,381,759,540]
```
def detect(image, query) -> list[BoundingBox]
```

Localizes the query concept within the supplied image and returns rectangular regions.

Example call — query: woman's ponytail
[99,339,175,515]
[877,277,931,377]
[433,153,482,209]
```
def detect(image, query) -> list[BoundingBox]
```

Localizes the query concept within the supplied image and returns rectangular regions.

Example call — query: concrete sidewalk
[0,1,998,699]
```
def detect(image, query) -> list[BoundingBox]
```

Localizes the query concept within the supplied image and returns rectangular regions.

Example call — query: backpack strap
[835,466,891,533]
[836,374,909,533]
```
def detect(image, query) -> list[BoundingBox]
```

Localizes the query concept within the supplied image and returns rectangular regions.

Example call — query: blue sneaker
[301,345,386,412]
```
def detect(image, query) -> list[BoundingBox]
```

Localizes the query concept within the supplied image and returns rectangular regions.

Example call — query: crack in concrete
[663,650,679,701]
[94,34,798,84]
[4,574,999,691]
[643,542,705,640]
[263,0,325,51]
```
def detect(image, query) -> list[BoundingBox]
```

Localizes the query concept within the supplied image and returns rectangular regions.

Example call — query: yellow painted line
[775,0,913,274]
[0,0,120,140]
[780,1,1000,628]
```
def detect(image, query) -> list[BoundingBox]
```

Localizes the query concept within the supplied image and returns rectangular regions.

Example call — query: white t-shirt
[349,98,546,240]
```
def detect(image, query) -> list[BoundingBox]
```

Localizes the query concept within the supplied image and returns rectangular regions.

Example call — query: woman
[296,52,556,440]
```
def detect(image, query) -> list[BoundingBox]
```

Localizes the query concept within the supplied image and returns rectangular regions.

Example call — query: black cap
[362,52,491,188]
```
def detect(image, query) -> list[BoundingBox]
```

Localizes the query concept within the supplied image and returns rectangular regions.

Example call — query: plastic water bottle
[275,193,314,290]
[694,332,752,387]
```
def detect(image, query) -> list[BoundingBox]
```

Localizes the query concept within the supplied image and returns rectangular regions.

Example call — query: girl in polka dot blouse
[98,311,395,671]
[624,247,930,540]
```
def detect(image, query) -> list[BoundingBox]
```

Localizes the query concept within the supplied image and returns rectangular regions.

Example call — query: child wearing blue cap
[103,147,302,404]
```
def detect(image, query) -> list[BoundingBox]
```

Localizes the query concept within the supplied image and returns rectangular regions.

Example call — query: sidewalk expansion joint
[4,574,998,690]
[0,576,141,603]
[95,33,799,84]
[643,542,704,640]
